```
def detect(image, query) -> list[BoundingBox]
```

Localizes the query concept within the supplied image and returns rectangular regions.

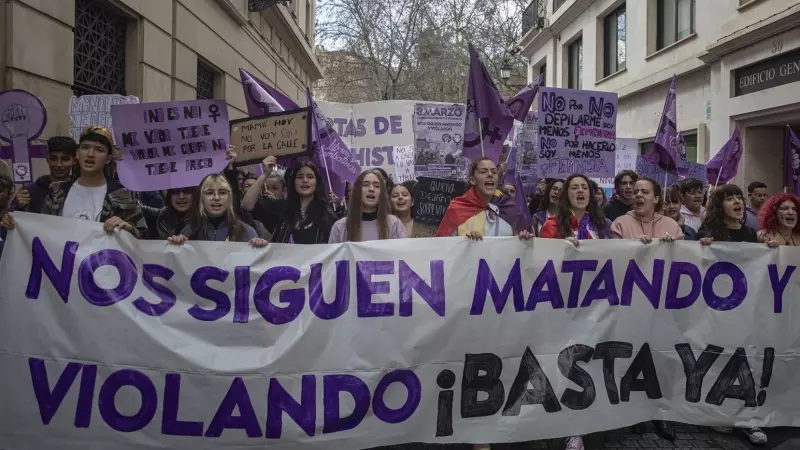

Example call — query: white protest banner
[597,138,639,188]
[538,87,617,179]
[69,94,140,143]
[2,213,800,450]
[317,100,415,182]
[393,145,415,183]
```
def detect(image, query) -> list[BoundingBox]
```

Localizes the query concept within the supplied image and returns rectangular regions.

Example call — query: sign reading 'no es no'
[230,109,312,164]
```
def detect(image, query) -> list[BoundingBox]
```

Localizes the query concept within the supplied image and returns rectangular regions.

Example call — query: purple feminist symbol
[0,89,48,183]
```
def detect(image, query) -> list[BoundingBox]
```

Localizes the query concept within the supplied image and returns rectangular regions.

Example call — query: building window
[196,63,216,100]
[73,0,127,96]
[568,38,583,89]
[639,141,653,156]
[657,0,695,50]
[683,133,697,163]
[554,0,567,12]
[603,5,626,77]
[540,63,547,87]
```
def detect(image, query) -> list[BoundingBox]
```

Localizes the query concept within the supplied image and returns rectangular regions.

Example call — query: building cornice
[266,4,324,81]
[699,4,800,64]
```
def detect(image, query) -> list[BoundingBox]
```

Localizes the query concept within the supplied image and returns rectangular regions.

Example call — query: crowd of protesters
[1,126,795,450]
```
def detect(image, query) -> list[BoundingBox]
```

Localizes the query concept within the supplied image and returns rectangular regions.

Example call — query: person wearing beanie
[1,126,147,238]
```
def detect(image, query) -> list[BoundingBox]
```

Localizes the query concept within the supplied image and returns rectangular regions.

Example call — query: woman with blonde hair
[168,173,267,247]
[329,169,405,243]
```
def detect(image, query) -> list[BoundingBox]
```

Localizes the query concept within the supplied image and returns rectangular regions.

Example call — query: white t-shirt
[61,183,107,221]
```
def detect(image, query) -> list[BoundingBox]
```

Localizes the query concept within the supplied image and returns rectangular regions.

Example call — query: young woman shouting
[539,174,611,245]
[436,157,529,240]
[610,177,684,243]
[329,169,405,243]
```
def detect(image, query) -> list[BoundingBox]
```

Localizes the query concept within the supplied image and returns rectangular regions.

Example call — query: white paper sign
[1,213,800,450]
[393,145,415,183]
[69,94,140,143]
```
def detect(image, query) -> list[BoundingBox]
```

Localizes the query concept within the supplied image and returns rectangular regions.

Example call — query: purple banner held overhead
[682,162,707,184]
[644,75,680,171]
[463,44,514,163]
[111,100,230,191]
[307,89,361,185]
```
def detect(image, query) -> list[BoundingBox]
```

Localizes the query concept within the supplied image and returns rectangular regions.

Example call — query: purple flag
[644,75,680,171]
[515,171,532,231]
[239,68,299,114]
[503,144,517,185]
[706,127,743,185]
[506,74,544,123]
[675,132,690,175]
[306,88,361,186]
[463,44,514,163]
[786,126,800,195]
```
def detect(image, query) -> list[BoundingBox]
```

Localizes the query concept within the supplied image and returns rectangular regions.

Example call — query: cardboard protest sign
[538,87,617,178]
[2,213,799,450]
[69,94,139,144]
[0,89,47,183]
[230,109,311,163]
[111,100,230,191]
[412,176,466,237]
[393,145,415,183]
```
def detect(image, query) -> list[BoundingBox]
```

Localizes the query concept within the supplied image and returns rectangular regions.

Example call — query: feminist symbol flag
[644,75,680,172]
[463,44,514,163]
[706,127,743,185]
[785,126,800,196]
[240,68,298,113]
[506,74,544,123]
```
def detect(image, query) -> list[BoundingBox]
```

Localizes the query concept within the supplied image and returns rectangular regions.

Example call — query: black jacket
[23,176,54,213]
[603,196,632,222]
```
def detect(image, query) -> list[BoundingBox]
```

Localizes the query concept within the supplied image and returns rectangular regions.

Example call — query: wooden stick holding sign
[230,109,312,164]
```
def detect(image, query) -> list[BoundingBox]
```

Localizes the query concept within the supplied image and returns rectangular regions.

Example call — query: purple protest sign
[0,89,48,183]
[537,87,617,179]
[682,162,707,183]
[111,100,230,191]
[636,155,680,188]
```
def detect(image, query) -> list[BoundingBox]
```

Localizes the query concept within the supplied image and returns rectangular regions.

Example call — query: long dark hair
[187,173,248,241]
[285,162,328,229]
[700,184,745,241]
[537,179,564,213]
[161,187,196,233]
[346,169,390,242]
[555,174,608,239]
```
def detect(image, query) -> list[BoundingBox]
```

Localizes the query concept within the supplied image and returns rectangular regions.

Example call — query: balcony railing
[521,0,547,38]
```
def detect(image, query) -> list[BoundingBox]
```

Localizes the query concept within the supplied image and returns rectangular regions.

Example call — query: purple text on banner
[636,155,680,187]
[538,152,615,179]
[537,87,617,177]
[111,100,230,191]
[0,89,48,183]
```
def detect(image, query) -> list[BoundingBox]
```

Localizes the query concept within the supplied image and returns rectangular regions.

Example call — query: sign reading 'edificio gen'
[735,47,800,96]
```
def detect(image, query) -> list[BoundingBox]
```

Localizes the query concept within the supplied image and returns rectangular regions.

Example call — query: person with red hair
[757,193,800,247]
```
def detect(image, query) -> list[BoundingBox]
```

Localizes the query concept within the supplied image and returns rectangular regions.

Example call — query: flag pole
[478,119,485,158]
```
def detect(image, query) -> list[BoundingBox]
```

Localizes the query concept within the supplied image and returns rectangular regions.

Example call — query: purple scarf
[571,213,610,240]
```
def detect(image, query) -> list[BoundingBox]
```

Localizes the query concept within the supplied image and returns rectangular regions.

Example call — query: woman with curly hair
[697,184,757,245]
[531,179,563,235]
[757,193,800,247]
[540,174,611,247]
